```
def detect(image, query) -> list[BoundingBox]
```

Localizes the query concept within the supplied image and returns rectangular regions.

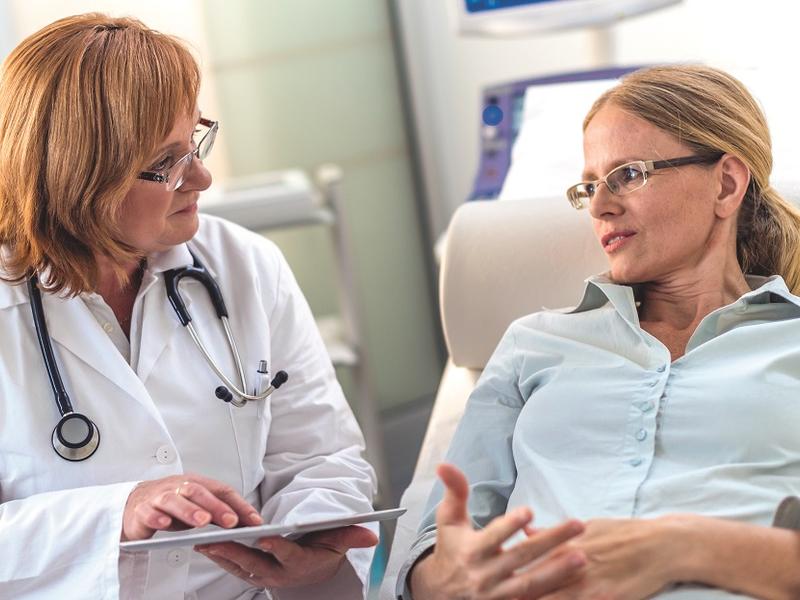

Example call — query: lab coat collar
[145,242,219,279]
[146,242,194,274]
[38,285,170,428]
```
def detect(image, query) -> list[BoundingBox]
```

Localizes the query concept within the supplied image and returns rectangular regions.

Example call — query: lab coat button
[167,549,187,567]
[630,457,643,467]
[636,429,648,441]
[156,445,176,464]
[102,322,113,333]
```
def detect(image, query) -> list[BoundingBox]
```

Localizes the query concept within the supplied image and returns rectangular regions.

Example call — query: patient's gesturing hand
[409,464,587,600]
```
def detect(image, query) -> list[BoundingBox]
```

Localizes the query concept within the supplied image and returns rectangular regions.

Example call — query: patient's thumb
[435,463,470,527]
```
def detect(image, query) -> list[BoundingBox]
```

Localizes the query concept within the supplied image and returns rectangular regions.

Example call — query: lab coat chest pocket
[229,394,272,495]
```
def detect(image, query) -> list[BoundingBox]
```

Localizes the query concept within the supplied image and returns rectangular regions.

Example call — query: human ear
[715,154,750,219]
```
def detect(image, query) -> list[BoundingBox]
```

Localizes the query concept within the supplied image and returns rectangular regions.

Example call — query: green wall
[201,0,443,412]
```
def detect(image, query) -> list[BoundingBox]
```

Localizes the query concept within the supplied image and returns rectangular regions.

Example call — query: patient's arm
[541,515,800,600]
[672,515,800,600]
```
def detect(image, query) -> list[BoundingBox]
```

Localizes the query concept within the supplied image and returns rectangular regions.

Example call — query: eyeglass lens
[167,123,217,191]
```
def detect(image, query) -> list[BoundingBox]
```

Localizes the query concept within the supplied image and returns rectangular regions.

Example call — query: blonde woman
[0,14,377,599]
[400,66,800,600]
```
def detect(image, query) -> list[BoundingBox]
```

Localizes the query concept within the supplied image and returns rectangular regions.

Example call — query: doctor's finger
[191,476,264,526]
[198,546,283,587]
[173,480,257,528]
[152,490,217,528]
[133,503,175,532]
[298,525,378,553]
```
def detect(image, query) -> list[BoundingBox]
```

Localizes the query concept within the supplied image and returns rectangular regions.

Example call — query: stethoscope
[28,249,288,462]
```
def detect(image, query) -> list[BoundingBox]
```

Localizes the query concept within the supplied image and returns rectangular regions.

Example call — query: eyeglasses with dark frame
[138,117,218,192]
[566,153,724,210]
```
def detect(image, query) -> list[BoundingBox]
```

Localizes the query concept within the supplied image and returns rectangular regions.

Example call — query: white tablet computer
[120,507,406,552]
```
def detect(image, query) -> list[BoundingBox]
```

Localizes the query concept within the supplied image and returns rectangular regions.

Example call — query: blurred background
[2,0,797,594]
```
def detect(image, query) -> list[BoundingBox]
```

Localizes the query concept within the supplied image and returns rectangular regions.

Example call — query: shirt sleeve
[0,481,138,599]
[257,249,377,599]
[395,325,524,599]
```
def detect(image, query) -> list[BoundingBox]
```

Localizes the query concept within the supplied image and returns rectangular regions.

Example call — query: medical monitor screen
[465,0,559,12]
[458,0,680,36]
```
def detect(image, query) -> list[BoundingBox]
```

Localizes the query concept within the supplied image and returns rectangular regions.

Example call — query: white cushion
[440,197,609,370]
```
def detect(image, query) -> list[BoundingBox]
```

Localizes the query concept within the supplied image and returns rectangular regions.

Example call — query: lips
[174,201,198,215]
[601,230,636,251]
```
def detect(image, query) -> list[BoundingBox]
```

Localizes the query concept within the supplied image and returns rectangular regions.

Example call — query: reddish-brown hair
[0,13,200,294]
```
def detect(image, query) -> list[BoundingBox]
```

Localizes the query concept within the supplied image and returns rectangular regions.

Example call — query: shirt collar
[567,272,800,320]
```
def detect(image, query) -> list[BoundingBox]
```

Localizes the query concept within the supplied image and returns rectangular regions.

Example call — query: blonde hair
[0,13,200,294]
[584,65,800,293]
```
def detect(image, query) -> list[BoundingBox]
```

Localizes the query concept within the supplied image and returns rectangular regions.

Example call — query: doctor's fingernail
[194,511,210,525]
[222,513,237,527]
[249,512,263,524]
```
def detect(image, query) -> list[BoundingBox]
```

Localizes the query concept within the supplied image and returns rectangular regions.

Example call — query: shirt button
[636,429,648,441]
[155,445,176,464]
[630,457,643,467]
[102,322,113,333]
[656,365,667,373]
[640,401,654,413]
[167,549,187,567]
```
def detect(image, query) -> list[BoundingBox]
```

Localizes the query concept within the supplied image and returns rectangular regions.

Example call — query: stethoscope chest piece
[52,413,100,461]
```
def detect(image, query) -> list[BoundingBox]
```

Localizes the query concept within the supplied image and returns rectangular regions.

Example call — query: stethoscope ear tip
[271,370,288,388]
[215,386,234,402]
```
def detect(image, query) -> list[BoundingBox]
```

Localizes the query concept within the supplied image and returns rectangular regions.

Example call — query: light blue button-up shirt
[398,274,800,599]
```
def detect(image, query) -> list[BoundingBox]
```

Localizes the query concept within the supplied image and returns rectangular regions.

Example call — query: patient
[399,65,800,600]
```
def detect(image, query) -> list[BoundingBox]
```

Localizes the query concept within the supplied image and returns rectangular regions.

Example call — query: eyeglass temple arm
[648,153,725,171]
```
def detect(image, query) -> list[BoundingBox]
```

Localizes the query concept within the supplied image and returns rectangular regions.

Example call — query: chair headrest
[439,198,608,370]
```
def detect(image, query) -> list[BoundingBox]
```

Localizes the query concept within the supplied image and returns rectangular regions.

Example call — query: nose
[179,155,212,192]
[588,181,623,219]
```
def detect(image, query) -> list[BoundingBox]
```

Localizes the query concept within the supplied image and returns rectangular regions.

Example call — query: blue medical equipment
[469,66,642,200]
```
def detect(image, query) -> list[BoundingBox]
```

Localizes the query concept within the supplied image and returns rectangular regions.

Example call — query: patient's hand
[409,464,587,600]
[539,517,686,600]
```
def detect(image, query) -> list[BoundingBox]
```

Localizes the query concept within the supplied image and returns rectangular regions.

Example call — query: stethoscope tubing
[28,275,100,461]
[30,247,287,461]
[27,275,74,416]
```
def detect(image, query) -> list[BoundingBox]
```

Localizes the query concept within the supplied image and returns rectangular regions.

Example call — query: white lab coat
[0,215,377,599]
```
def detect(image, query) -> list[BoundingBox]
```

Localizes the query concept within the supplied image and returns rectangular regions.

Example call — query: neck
[94,255,143,300]
[638,258,749,330]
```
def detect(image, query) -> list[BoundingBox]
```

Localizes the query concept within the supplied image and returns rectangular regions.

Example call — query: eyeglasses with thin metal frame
[138,117,219,192]
[566,153,724,210]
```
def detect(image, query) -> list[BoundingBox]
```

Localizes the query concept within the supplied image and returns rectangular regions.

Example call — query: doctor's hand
[121,474,263,542]
[409,464,587,600]
[194,524,378,588]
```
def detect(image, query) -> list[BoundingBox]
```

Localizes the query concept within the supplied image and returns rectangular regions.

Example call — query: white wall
[396,0,800,239]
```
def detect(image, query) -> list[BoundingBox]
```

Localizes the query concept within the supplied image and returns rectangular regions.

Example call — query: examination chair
[379,196,608,599]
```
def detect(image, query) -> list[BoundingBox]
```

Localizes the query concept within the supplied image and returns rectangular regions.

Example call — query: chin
[608,262,647,285]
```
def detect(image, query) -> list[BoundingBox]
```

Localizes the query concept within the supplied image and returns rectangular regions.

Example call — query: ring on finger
[175,480,192,497]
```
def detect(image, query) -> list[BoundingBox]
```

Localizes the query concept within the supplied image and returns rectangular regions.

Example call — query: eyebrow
[581,156,643,180]
[152,111,203,157]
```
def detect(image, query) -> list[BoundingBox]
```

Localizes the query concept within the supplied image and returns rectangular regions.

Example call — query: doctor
[0,13,377,600]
